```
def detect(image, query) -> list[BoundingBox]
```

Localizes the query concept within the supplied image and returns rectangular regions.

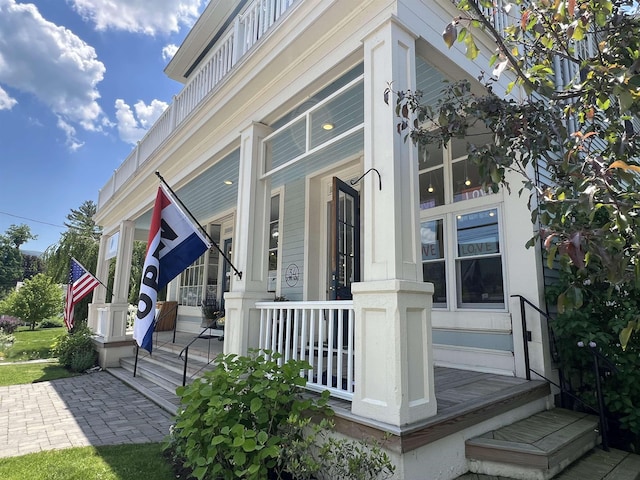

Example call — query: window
[178,254,205,307]
[421,219,447,307]
[267,194,280,292]
[418,126,495,210]
[455,209,504,308]
[418,130,505,310]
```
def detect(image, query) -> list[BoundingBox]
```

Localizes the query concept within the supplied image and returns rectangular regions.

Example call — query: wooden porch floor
[151,330,550,454]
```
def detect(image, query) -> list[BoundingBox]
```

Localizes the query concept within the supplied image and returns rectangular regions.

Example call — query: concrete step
[465,408,600,480]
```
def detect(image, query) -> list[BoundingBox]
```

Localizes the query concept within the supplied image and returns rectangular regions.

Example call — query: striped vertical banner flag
[133,185,210,353]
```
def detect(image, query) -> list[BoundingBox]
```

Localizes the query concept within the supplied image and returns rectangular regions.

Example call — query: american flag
[64,258,101,331]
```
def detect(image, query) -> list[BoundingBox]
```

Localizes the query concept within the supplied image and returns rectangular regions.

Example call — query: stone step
[465,408,600,480]
[135,348,216,378]
[120,356,186,393]
[106,367,180,416]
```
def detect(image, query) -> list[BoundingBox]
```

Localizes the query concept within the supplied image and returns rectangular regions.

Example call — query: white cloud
[69,0,203,35]
[0,0,106,146]
[57,118,84,151]
[0,85,17,110]
[162,44,179,62]
[115,98,168,145]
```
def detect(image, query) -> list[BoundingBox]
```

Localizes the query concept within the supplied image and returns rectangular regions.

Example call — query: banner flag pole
[154,171,243,280]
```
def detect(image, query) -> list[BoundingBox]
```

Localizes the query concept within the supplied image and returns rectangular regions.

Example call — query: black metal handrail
[178,320,222,386]
[512,294,617,451]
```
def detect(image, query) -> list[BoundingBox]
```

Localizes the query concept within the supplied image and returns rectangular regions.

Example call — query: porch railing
[97,0,300,210]
[256,300,355,401]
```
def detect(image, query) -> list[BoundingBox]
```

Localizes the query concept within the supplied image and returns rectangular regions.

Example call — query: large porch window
[178,254,206,307]
[418,129,505,310]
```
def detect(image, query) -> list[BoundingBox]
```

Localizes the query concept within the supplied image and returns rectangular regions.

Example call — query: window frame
[418,140,507,312]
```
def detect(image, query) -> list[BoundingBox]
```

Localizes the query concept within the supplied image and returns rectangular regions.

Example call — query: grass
[0,443,177,480]
[0,326,65,362]
[0,361,77,386]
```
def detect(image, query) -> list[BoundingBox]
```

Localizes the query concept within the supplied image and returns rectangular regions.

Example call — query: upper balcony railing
[98,0,299,210]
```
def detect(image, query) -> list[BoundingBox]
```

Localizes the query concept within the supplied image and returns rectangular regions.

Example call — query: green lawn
[0,326,65,362]
[0,361,76,386]
[0,443,177,480]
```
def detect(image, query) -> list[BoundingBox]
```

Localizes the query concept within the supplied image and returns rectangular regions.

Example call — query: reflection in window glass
[418,143,445,210]
[452,158,488,203]
[421,219,446,307]
[455,209,504,307]
[268,194,280,292]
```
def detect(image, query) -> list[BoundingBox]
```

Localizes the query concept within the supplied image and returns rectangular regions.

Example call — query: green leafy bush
[169,351,330,480]
[39,318,64,329]
[53,326,97,372]
[547,272,640,449]
[167,350,396,480]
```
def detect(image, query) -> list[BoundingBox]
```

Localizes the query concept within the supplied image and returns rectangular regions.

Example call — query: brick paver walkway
[0,371,174,458]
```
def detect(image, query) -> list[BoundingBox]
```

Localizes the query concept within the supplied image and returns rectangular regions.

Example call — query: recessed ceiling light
[322,122,334,130]
[224,180,233,185]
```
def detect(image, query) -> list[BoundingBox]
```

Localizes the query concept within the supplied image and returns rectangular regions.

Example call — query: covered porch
[122,323,549,456]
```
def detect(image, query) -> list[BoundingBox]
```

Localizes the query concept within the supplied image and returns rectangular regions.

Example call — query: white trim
[434,344,516,376]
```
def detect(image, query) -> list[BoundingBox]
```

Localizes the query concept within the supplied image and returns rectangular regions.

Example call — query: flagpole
[71,257,116,300]
[154,171,243,280]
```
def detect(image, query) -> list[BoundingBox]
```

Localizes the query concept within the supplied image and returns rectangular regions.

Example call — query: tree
[5,224,36,249]
[44,201,101,284]
[0,274,63,330]
[22,254,45,281]
[392,0,640,346]
[0,225,32,299]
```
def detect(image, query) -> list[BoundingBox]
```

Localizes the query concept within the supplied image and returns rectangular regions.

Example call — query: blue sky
[0,0,206,253]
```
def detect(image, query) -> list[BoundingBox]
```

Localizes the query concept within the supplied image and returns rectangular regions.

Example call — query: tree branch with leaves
[391,0,640,348]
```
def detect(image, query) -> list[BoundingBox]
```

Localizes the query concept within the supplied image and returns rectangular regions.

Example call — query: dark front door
[329,176,360,301]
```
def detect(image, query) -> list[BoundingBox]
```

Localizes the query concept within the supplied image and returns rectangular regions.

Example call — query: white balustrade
[97,0,300,210]
[256,301,355,401]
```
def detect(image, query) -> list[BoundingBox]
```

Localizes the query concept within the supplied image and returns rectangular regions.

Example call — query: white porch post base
[351,279,437,426]
[222,291,267,356]
[89,302,129,342]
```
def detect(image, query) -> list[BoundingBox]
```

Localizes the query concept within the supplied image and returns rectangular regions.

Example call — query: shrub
[0,328,15,347]
[39,318,64,329]
[547,272,640,450]
[70,348,98,372]
[167,350,396,480]
[0,316,21,334]
[168,351,331,480]
[53,326,97,372]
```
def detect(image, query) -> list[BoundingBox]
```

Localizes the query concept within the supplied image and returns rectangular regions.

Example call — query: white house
[89,1,567,478]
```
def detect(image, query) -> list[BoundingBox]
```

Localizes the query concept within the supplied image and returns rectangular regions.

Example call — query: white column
[102,220,135,342]
[224,122,273,355]
[351,17,437,426]
[88,234,110,333]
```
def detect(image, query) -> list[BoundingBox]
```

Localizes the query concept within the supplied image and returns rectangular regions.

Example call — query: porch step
[465,408,600,480]
[107,344,218,414]
[458,447,640,480]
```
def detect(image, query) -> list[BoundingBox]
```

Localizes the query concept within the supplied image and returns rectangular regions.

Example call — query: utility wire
[0,211,65,229]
